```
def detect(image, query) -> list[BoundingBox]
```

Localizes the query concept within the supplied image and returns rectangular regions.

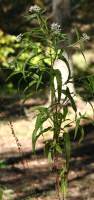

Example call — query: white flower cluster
[82,33,90,40]
[51,23,61,34]
[29,5,41,13]
[16,33,23,41]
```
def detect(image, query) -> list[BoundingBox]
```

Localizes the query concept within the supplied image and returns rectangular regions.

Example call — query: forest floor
[0,97,94,200]
[0,1,94,200]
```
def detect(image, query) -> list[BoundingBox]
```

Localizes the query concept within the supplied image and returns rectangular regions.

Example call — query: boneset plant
[9,5,93,200]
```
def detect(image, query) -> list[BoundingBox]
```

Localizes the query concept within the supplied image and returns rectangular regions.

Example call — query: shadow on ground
[0,123,94,200]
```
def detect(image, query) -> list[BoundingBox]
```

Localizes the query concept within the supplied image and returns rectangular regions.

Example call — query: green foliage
[0,188,3,200]
[0,30,17,68]
[0,160,6,169]
[7,5,94,200]
[32,107,51,151]
[85,75,94,97]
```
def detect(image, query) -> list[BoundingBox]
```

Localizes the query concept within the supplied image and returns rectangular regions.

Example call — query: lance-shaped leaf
[32,108,50,152]
[79,126,84,144]
[74,117,81,139]
[54,69,62,103]
[63,107,68,120]
[32,126,52,152]
[66,87,77,112]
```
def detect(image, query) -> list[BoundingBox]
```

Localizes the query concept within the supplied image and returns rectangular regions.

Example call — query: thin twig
[8,120,29,171]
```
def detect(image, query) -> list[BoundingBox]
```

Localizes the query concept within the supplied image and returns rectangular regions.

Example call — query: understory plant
[8,4,93,200]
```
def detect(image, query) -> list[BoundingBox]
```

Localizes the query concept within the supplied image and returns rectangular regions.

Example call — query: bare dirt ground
[0,97,94,200]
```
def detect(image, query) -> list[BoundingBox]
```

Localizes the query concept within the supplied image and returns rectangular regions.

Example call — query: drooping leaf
[66,87,77,112]
[6,71,21,82]
[54,69,62,103]
[32,107,50,152]
[32,126,52,152]
[24,80,37,94]
[63,107,68,120]
[36,73,43,90]
[74,112,86,140]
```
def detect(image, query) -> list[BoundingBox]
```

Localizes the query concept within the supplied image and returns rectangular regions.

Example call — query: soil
[0,97,94,200]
